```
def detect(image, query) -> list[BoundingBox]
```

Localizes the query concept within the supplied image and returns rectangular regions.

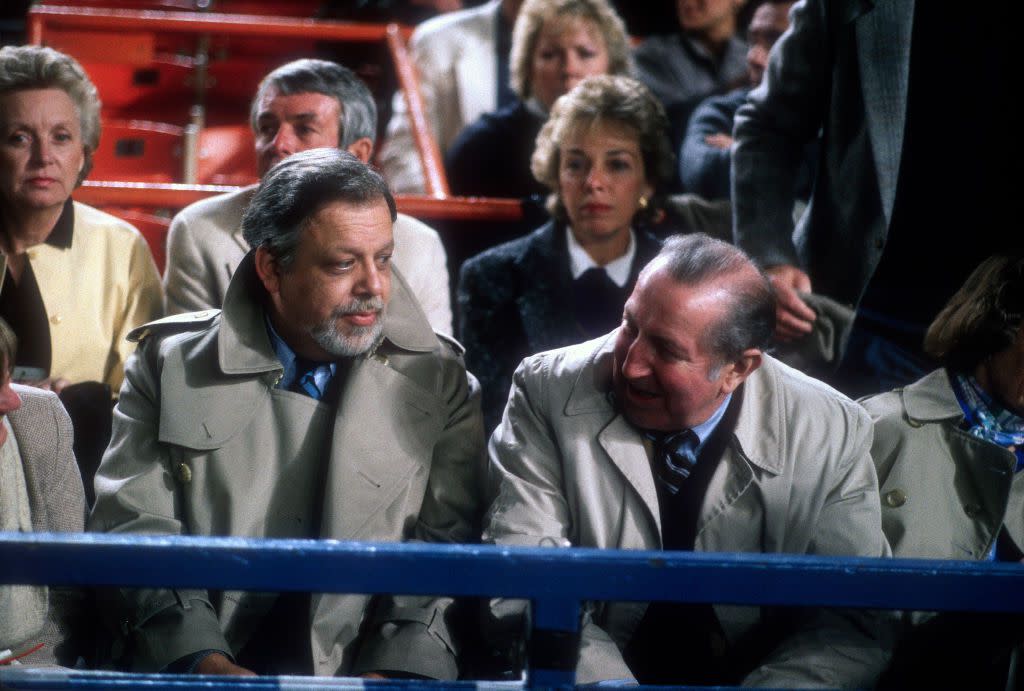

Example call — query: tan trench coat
[862,369,1023,560]
[484,335,891,687]
[88,252,484,678]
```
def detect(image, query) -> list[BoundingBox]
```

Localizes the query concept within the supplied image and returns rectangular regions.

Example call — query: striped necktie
[645,429,699,495]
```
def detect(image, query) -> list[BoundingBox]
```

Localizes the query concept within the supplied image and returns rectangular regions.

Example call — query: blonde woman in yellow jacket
[0,45,163,396]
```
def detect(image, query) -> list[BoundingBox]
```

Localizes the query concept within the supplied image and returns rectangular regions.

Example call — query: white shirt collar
[566,226,637,288]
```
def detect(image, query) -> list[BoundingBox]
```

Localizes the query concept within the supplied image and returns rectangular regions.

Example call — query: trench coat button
[884,489,907,508]
[175,462,192,484]
[907,418,922,428]
[50,314,63,325]
[374,352,389,366]
[964,503,982,517]
[874,236,884,249]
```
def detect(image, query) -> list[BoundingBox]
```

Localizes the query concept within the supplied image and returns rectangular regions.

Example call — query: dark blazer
[732,0,914,307]
[458,221,662,431]
[445,99,547,199]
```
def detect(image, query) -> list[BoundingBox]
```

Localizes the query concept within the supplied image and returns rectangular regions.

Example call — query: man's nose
[621,339,651,379]
[355,261,385,298]
[271,126,299,156]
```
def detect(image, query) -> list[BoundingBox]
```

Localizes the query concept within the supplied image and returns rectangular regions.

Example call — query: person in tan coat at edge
[863,254,1024,689]
[89,149,484,679]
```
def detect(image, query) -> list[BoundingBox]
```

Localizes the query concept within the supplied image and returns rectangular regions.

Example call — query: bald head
[647,233,776,362]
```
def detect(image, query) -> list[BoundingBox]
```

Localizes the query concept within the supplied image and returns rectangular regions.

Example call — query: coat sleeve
[34,392,89,667]
[743,399,893,689]
[351,346,486,680]
[731,0,831,268]
[88,338,230,672]
[483,356,636,684]
[679,93,740,200]
[163,210,219,315]
[108,233,164,393]
[395,220,453,337]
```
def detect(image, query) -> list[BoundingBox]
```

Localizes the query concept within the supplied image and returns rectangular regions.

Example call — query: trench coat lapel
[855,0,913,228]
[902,370,1017,545]
[568,337,662,542]
[320,357,438,541]
[319,270,441,541]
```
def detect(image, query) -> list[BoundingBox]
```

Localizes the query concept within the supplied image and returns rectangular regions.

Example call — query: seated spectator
[679,0,801,200]
[862,254,1024,689]
[90,149,484,678]
[378,0,524,193]
[459,75,673,432]
[633,0,749,137]
[0,45,164,501]
[164,58,453,335]
[0,45,163,395]
[0,315,87,668]
[483,233,890,686]
[445,0,631,200]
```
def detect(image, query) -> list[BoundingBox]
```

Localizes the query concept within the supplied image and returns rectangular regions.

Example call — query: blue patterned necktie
[645,429,699,495]
[290,357,323,400]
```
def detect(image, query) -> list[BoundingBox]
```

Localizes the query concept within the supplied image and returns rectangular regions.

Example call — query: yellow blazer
[10,202,163,391]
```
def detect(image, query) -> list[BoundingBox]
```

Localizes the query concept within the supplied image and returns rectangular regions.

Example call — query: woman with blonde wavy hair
[445,0,632,199]
[458,74,674,430]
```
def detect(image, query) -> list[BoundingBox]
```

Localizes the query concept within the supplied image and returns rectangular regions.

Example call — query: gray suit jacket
[91,253,484,678]
[733,0,913,307]
[4,386,87,667]
[163,186,453,335]
[484,335,891,686]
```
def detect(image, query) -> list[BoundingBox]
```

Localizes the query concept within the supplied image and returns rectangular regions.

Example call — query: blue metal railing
[2,532,1023,689]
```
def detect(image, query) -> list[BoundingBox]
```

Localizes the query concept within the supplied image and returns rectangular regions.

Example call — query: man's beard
[308,296,386,358]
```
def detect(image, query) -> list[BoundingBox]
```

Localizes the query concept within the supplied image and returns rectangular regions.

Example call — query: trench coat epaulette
[435,331,466,357]
[127,309,221,344]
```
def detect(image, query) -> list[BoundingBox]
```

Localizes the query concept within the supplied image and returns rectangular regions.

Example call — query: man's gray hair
[250,58,377,148]
[652,233,776,362]
[242,148,397,270]
[0,45,101,184]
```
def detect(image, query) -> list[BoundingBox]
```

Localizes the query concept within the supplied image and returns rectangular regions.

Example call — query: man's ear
[253,246,281,297]
[345,137,375,164]
[720,348,762,394]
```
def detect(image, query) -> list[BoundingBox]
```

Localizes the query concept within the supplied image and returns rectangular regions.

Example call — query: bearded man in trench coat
[88,149,484,679]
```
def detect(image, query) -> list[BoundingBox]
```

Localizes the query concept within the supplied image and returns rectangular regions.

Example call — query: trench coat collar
[217,251,438,375]
[900,368,964,423]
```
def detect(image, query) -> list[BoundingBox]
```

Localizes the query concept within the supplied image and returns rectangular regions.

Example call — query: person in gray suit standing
[90,150,484,679]
[732,0,1012,397]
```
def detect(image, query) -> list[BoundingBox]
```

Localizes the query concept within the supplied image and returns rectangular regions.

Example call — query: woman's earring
[638,195,649,210]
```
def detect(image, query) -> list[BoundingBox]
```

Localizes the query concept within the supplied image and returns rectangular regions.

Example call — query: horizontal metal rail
[27,5,413,43]
[75,181,525,222]
[3,533,1022,612]
[2,532,1022,689]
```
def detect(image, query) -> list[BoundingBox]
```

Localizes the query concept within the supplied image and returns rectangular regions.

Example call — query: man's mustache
[332,296,385,317]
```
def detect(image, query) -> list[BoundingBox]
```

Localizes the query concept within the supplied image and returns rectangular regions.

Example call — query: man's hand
[193,652,257,676]
[765,264,816,342]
